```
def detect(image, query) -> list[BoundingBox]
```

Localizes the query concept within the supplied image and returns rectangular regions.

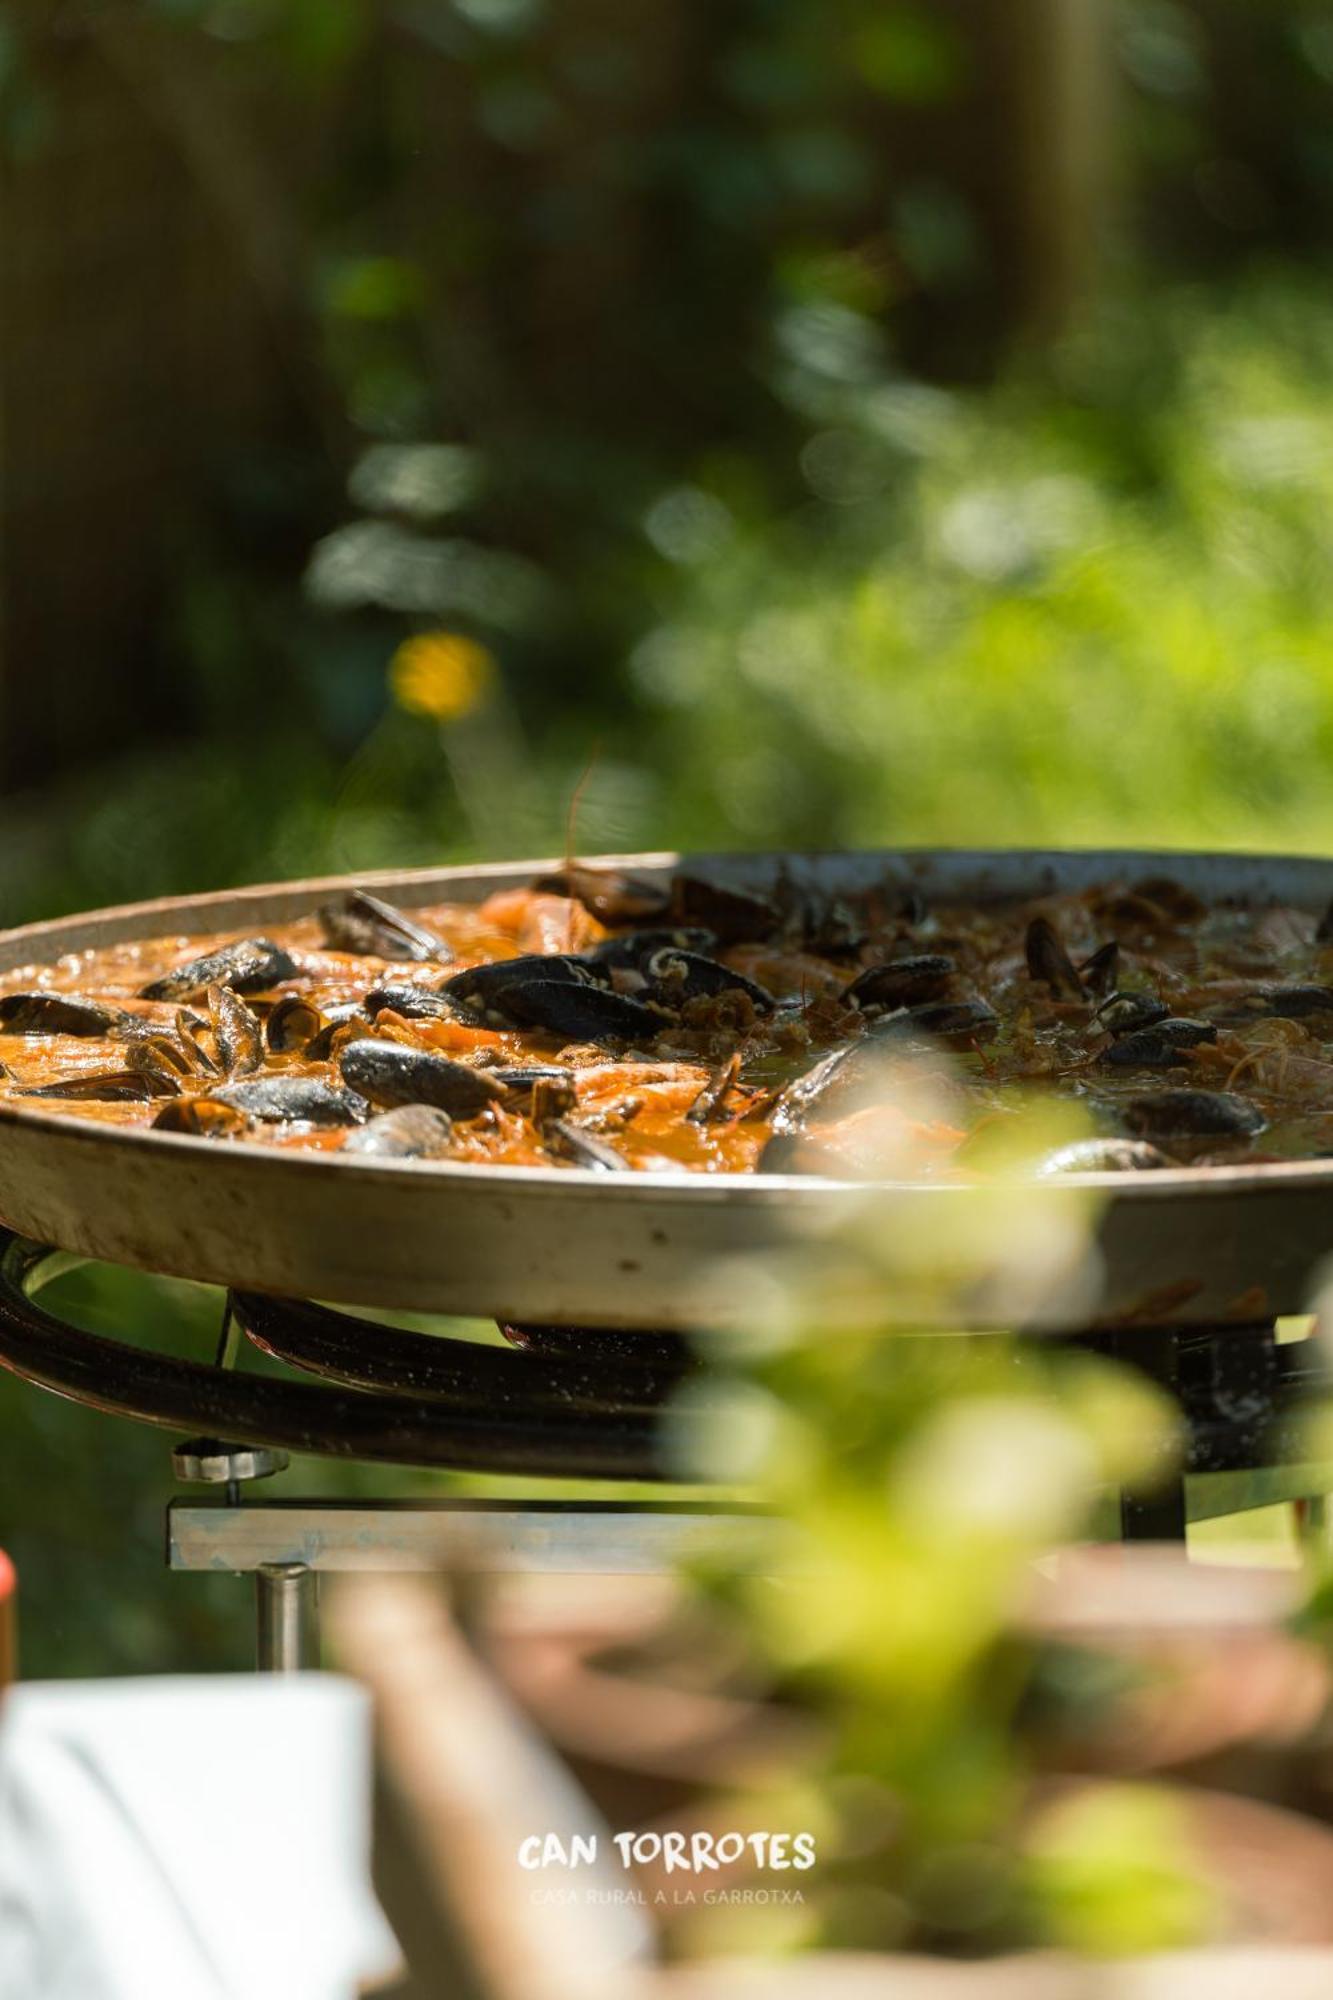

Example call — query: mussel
[1025,917,1084,999]
[541,1118,631,1171]
[140,938,298,1003]
[152,1099,246,1138]
[1094,991,1170,1037]
[265,995,327,1053]
[644,949,775,1012]
[1121,1089,1266,1139]
[0,992,132,1037]
[364,983,461,1023]
[840,955,955,1011]
[318,889,452,963]
[1077,942,1120,998]
[440,953,608,1025]
[208,984,264,1076]
[216,1076,369,1126]
[342,1104,456,1159]
[21,1070,158,1102]
[1098,1019,1217,1067]
[338,1039,509,1119]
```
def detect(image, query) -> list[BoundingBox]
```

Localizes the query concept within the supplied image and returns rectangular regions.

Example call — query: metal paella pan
[0,848,1331,1332]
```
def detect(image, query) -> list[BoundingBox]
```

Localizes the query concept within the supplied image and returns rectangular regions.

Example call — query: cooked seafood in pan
[2,864,1332,1178]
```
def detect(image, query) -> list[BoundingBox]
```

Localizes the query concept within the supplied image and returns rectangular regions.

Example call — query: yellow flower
[389,631,494,721]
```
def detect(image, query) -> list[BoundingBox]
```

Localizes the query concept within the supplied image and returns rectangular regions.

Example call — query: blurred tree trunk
[1003,0,1115,337]
[0,5,311,794]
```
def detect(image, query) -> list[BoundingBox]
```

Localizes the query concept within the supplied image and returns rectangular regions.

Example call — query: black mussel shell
[1099,1018,1217,1067]
[338,1039,508,1119]
[840,955,955,1011]
[441,953,609,1023]
[318,889,452,963]
[364,983,460,1023]
[541,1118,630,1171]
[455,975,666,1044]
[1121,1088,1266,1139]
[21,1069,159,1102]
[342,1104,456,1159]
[216,1076,369,1126]
[1094,991,1171,1037]
[0,992,131,1037]
[140,938,298,1003]
[1024,917,1085,999]
[1078,941,1120,997]
[644,949,775,1012]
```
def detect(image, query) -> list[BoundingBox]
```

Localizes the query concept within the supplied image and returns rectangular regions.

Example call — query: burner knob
[171,1438,290,1484]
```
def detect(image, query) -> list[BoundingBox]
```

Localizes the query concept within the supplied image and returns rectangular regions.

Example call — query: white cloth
[0,1674,400,2000]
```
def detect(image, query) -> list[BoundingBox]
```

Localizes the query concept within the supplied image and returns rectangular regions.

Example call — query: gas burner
[0,1228,1329,1671]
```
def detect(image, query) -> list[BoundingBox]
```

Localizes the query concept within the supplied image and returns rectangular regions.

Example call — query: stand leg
[256,1561,320,1672]
[1294,1494,1328,1552]
[1104,1326,1188,1544]
[1120,1479,1187,1543]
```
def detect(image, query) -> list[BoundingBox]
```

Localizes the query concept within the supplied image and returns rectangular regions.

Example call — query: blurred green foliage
[678,1174,1217,1959]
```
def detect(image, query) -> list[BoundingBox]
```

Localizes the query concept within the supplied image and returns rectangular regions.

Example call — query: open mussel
[686,1053,742,1126]
[1121,1088,1266,1140]
[541,1118,630,1171]
[265,995,327,1053]
[441,952,607,1020]
[21,1070,159,1102]
[1077,942,1120,998]
[125,1040,190,1093]
[338,1039,509,1119]
[215,1076,369,1126]
[342,1104,456,1159]
[318,889,452,963]
[840,955,955,1012]
[644,949,775,1012]
[364,983,460,1023]
[1098,1018,1217,1067]
[1094,991,1170,1037]
[140,937,297,1003]
[208,984,264,1076]
[1025,917,1084,999]
[443,956,664,1043]
[152,1099,246,1138]
[0,992,133,1037]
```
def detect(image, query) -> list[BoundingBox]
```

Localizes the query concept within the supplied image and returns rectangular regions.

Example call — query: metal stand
[1,1229,1332,1672]
[255,1563,320,1673]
